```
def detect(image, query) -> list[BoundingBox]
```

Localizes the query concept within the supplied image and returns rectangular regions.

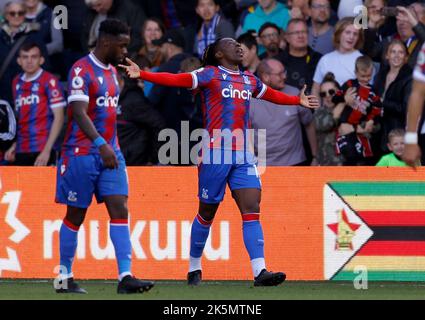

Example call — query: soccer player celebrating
[120,37,319,286]
[55,19,154,294]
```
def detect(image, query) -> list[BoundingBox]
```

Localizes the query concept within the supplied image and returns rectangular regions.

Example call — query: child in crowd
[376,129,410,167]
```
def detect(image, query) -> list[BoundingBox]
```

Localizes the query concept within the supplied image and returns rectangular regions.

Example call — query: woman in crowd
[374,39,413,152]
[314,72,345,165]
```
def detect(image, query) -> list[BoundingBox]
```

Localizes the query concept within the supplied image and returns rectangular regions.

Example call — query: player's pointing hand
[299,85,320,109]
[118,57,141,79]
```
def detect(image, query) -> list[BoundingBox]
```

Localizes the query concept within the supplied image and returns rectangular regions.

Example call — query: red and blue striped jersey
[12,69,66,153]
[63,53,120,156]
[190,65,267,149]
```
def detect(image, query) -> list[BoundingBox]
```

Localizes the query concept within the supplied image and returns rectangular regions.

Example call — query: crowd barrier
[0,167,424,281]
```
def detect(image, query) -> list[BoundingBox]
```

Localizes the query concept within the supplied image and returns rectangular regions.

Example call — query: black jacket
[117,81,166,165]
[81,0,145,54]
[373,63,413,150]
[147,53,199,133]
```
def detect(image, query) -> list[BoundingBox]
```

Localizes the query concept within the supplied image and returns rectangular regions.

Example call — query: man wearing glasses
[308,0,334,55]
[258,22,283,59]
[276,18,322,90]
[250,58,318,166]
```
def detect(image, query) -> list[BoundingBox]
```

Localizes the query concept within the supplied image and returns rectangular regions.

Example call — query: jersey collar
[89,52,111,70]
[218,65,240,75]
[21,68,43,82]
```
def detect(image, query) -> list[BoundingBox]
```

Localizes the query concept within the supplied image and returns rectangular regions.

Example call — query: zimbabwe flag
[324,182,425,281]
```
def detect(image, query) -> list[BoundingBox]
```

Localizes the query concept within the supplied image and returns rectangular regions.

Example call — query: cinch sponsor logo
[15,94,40,109]
[221,85,252,100]
[96,92,119,108]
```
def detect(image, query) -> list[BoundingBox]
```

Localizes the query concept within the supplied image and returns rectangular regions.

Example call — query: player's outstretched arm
[119,58,193,88]
[261,85,319,109]
[402,79,425,168]
[299,85,320,109]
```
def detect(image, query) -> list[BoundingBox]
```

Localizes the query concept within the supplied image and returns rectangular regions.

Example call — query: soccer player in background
[120,37,319,286]
[403,42,425,167]
[4,42,65,166]
[55,19,154,294]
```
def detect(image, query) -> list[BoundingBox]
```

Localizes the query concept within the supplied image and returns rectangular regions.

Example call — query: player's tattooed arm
[71,101,118,169]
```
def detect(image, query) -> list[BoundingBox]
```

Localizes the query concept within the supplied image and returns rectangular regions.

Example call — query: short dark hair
[258,22,280,37]
[237,31,257,50]
[98,19,130,38]
[19,42,42,55]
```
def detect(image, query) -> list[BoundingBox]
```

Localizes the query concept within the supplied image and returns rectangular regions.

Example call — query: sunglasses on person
[7,10,25,17]
[319,89,336,98]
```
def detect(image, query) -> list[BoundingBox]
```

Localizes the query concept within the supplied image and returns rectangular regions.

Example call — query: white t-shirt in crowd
[313,50,363,86]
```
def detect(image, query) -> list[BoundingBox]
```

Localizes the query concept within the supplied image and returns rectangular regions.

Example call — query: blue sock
[189,214,212,272]
[59,219,79,278]
[242,213,265,260]
[110,219,132,280]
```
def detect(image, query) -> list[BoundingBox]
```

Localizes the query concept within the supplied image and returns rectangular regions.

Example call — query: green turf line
[330,182,425,196]
[333,271,425,281]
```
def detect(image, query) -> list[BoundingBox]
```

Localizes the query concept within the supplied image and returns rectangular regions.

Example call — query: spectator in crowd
[314,72,344,165]
[0,0,49,104]
[362,0,397,63]
[82,0,145,54]
[55,0,88,80]
[24,0,63,57]
[397,3,425,68]
[250,58,318,166]
[257,22,283,59]
[4,42,65,166]
[276,18,322,90]
[374,39,412,152]
[147,29,200,164]
[308,0,335,55]
[365,3,425,67]
[133,18,166,69]
[287,0,310,20]
[333,56,383,165]
[238,31,261,74]
[241,0,291,35]
[194,0,234,58]
[140,0,198,54]
[312,17,364,96]
[376,128,409,166]
[116,71,166,166]
[0,98,16,164]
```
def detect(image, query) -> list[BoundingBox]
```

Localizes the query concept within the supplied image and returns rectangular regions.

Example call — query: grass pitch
[0,280,424,300]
